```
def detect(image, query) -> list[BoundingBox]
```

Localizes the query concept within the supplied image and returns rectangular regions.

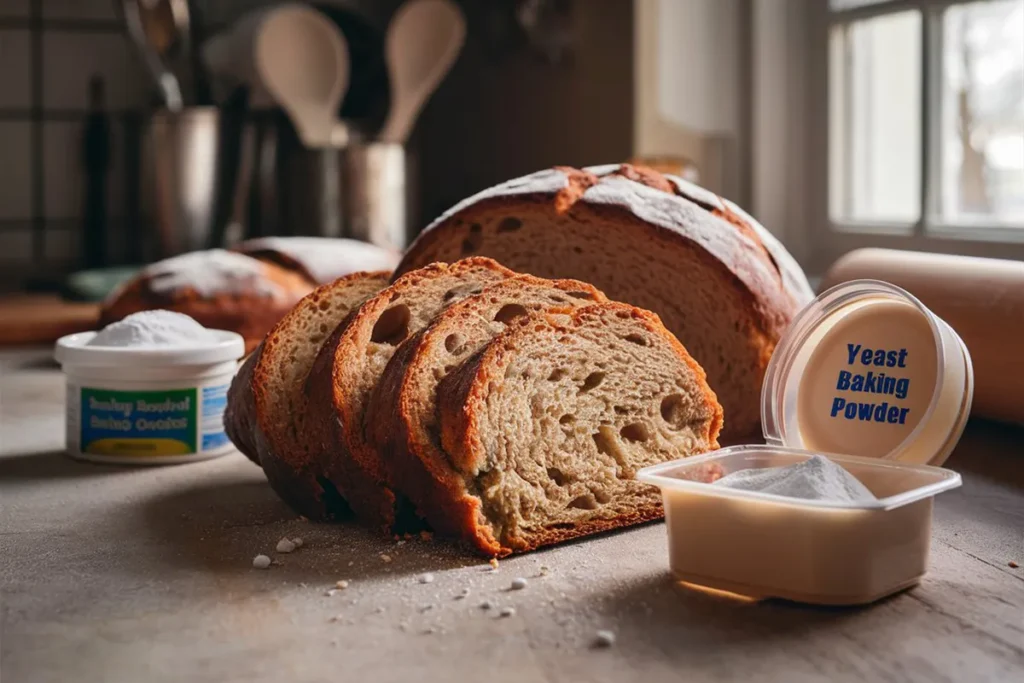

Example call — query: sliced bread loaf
[396,164,813,441]
[223,271,390,517]
[304,258,514,528]
[433,302,723,556]
[365,274,607,532]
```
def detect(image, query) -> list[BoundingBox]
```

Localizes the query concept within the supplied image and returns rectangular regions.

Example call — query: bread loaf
[100,250,314,354]
[303,258,513,527]
[396,164,813,440]
[235,237,400,285]
[434,302,722,555]
[366,274,607,532]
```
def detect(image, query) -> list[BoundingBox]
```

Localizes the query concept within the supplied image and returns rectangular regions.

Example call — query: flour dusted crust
[397,164,813,439]
[100,250,314,354]
[235,237,400,285]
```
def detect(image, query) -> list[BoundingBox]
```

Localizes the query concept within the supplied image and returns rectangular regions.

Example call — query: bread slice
[304,258,514,529]
[365,274,607,533]
[224,271,390,518]
[433,302,723,556]
[396,164,813,441]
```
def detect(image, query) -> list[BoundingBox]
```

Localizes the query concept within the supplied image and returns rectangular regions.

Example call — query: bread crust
[100,253,314,354]
[434,302,723,556]
[395,164,811,439]
[303,258,514,530]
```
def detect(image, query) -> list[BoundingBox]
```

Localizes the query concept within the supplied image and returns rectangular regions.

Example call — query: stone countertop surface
[1,348,1022,683]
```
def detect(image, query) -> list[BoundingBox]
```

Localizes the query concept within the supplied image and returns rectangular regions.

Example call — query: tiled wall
[0,0,365,290]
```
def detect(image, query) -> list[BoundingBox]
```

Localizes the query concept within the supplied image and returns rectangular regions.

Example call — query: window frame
[805,0,1024,272]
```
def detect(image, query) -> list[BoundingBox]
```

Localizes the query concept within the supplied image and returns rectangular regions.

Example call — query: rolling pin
[822,248,1024,425]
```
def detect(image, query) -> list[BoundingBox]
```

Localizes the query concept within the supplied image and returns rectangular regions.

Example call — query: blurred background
[0,0,1021,292]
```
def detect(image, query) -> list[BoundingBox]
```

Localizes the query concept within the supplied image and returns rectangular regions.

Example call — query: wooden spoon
[255,5,350,148]
[380,0,466,144]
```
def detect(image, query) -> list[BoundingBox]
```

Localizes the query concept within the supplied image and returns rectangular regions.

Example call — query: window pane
[829,11,922,224]
[940,0,1024,226]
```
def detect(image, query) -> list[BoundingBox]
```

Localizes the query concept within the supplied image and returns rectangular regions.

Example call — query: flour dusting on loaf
[146,250,281,297]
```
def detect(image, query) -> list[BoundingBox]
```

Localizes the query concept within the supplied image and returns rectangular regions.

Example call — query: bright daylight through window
[828,0,1024,231]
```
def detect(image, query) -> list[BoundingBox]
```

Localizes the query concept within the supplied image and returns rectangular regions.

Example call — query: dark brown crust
[224,345,262,464]
[365,275,606,540]
[99,259,314,354]
[304,258,515,530]
[434,301,724,557]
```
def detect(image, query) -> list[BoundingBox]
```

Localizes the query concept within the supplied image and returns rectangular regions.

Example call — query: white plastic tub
[638,447,962,605]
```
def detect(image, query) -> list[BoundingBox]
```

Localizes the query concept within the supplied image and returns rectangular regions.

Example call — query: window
[826,0,1024,236]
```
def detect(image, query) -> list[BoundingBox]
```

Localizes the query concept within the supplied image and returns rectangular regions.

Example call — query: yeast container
[638,280,973,605]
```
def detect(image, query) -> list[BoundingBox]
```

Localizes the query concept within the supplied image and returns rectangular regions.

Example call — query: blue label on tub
[80,387,198,456]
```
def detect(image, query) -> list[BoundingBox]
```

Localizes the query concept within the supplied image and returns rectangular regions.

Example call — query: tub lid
[55,329,245,367]
[760,280,972,466]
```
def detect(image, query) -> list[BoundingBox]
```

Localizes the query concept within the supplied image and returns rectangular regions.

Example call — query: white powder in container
[86,310,217,348]
[712,455,876,503]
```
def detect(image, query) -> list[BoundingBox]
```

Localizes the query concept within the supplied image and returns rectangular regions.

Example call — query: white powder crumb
[336,580,349,590]
[418,573,435,584]
[480,601,493,610]
[380,554,392,563]
[292,537,304,548]
[454,588,470,600]
[276,538,296,554]
[252,554,271,569]
[510,578,528,591]
[499,607,516,618]
[324,590,336,597]
[539,566,550,576]
[713,455,876,502]
[593,630,616,648]
[396,540,407,547]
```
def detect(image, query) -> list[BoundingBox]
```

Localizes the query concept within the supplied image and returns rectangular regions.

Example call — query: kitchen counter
[2,348,1022,683]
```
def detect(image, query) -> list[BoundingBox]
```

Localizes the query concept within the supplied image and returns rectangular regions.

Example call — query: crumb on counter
[479,600,493,610]
[510,578,528,591]
[336,580,349,589]
[593,630,616,648]
[292,537,304,548]
[1010,561,1019,569]
[380,554,392,563]
[489,558,500,570]
[276,538,296,554]
[252,554,272,569]
[499,607,516,618]
[418,573,435,584]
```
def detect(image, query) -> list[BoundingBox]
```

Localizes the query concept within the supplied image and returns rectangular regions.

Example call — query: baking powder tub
[55,327,244,465]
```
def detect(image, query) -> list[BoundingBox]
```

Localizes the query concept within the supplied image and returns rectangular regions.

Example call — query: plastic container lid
[759,280,973,467]
[55,330,245,367]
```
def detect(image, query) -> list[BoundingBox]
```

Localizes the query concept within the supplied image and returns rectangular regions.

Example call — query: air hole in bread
[593,489,612,505]
[620,423,650,443]
[444,333,464,354]
[547,467,570,486]
[548,368,567,381]
[624,333,648,346]
[572,246,583,254]
[614,406,628,415]
[319,323,329,334]
[548,295,567,304]
[566,291,595,300]
[568,494,598,510]
[660,394,691,430]
[616,311,630,320]
[494,303,529,324]
[559,414,575,425]
[469,223,483,234]
[497,217,522,233]
[580,372,605,392]
[461,228,483,254]
[443,284,484,301]
[371,304,411,345]
[318,299,330,311]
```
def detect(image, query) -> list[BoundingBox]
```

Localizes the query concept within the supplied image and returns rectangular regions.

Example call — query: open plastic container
[638,280,973,605]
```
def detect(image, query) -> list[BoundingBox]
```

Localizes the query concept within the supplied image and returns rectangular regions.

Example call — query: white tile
[0,228,33,264]
[43,31,152,110]
[42,0,118,21]
[43,120,126,221]
[0,30,31,109]
[0,1,29,18]
[0,122,33,220]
